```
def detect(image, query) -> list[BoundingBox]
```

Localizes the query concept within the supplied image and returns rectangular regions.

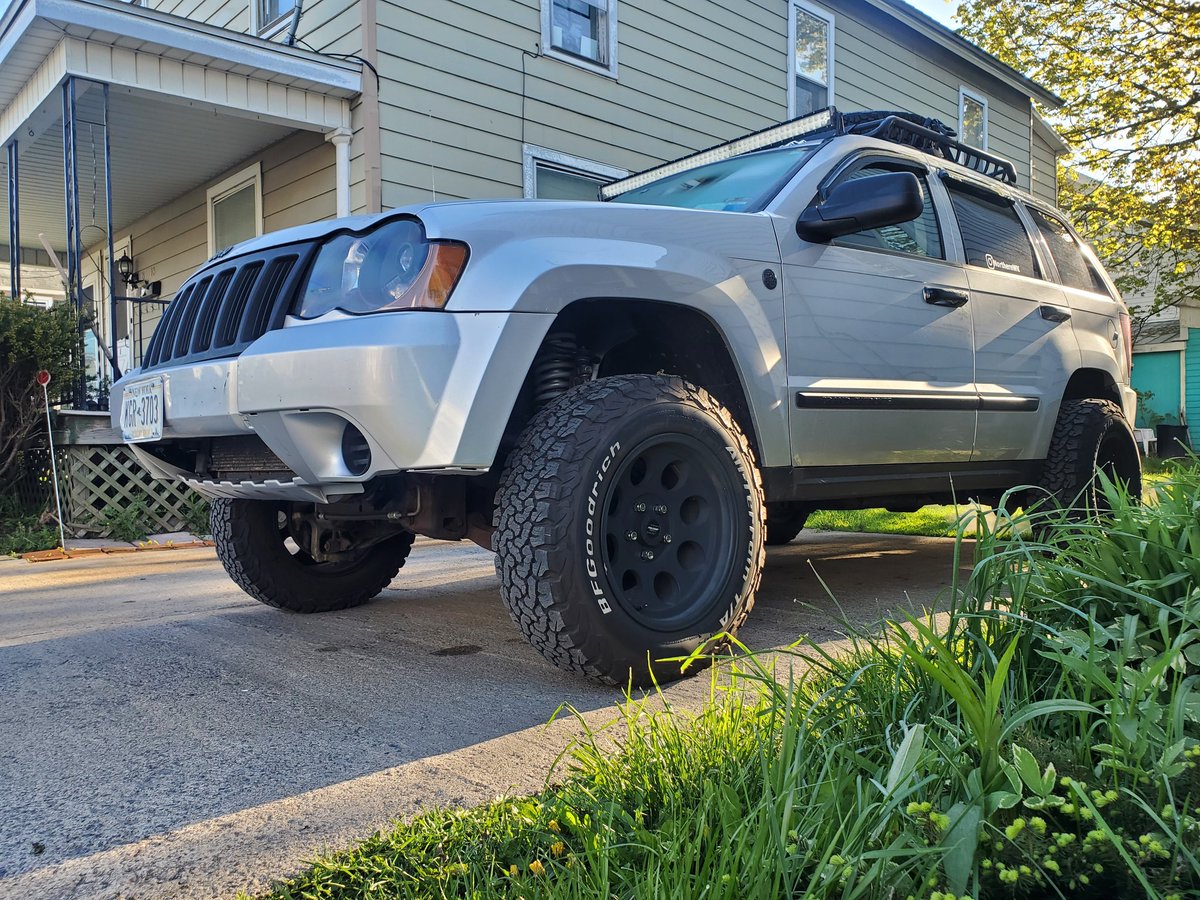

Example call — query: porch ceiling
[1,88,296,253]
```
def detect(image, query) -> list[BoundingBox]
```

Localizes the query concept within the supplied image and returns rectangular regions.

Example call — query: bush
[258,466,1200,900]
[103,501,148,543]
[0,295,82,485]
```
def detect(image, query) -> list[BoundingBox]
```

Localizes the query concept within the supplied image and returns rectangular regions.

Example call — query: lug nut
[634,502,646,513]
[641,550,655,561]
[662,534,672,544]
[654,504,668,515]
[625,531,639,541]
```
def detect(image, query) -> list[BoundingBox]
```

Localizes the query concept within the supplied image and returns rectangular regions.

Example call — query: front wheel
[493,374,766,687]
[211,498,414,613]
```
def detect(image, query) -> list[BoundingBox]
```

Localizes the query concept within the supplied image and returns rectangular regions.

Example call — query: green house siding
[1132,350,1182,426]
[1189,330,1200,428]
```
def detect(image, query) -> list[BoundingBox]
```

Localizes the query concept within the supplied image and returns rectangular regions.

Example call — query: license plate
[121,378,164,443]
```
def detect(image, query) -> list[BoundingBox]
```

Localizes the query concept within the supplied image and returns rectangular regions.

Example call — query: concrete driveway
[0,531,969,899]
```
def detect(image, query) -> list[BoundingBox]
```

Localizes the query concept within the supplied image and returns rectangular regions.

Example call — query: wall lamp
[116,253,161,296]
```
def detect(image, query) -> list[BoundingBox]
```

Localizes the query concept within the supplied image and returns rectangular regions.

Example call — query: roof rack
[848,112,1017,185]
[598,106,1017,201]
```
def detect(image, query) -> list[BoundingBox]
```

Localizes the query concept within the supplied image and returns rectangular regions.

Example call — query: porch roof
[0,0,361,132]
[0,0,361,256]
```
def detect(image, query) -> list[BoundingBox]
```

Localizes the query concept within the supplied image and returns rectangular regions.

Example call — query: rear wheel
[493,374,765,686]
[1038,398,1142,516]
[766,503,809,546]
[211,498,414,612]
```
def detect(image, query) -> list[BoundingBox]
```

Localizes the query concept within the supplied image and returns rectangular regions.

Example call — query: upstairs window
[947,181,1038,278]
[958,88,988,149]
[1027,207,1112,295]
[790,2,834,116]
[543,0,618,77]
[258,0,294,33]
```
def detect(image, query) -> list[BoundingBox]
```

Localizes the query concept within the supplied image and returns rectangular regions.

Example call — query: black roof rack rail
[599,106,1017,201]
[848,113,1017,185]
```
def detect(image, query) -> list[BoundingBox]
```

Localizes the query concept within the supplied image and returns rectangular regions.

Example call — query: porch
[1,0,362,409]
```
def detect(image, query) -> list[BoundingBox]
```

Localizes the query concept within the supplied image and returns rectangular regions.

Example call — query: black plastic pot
[1156,424,1192,459]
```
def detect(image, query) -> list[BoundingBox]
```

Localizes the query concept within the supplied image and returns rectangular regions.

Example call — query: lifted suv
[112,108,1141,685]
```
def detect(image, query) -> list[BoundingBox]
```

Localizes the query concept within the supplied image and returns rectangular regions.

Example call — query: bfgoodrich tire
[211,498,414,613]
[1038,398,1142,515]
[493,374,766,687]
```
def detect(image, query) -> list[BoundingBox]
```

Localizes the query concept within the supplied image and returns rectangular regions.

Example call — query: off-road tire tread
[493,374,765,685]
[1039,398,1140,510]
[211,498,414,613]
[765,505,808,546]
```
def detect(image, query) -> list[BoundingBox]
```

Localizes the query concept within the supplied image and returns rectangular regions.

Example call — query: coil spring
[534,333,593,407]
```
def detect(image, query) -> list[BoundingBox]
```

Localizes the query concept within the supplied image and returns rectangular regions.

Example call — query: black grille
[142,244,316,370]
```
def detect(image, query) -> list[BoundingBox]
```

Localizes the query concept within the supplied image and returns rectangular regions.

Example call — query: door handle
[1039,305,1072,323]
[924,287,970,308]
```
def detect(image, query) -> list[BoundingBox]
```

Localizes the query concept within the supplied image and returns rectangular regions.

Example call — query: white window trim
[522,145,628,199]
[206,162,263,257]
[958,86,989,150]
[540,0,619,79]
[788,0,835,117]
[250,0,291,39]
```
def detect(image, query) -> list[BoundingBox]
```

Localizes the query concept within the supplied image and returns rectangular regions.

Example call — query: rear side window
[1027,207,1111,295]
[833,163,944,259]
[946,182,1038,278]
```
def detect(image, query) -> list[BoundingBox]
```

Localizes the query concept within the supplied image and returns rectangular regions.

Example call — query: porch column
[6,140,18,298]
[326,128,352,218]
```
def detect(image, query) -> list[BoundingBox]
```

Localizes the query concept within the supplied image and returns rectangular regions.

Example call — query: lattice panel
[62,445,197,537]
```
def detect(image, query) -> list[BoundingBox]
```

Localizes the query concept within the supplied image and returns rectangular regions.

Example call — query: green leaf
[941,801,982,896]
[1000,699,1098,742]
[884,724,926,796]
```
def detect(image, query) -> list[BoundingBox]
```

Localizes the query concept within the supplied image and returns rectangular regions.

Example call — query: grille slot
[141,244,315,371]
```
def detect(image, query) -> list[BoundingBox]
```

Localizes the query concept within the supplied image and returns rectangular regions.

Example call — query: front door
[778,158,976,468]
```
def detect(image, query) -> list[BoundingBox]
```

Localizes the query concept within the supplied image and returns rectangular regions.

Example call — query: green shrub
[183,495,211,536]
[103,501,148,543]
[0,295,82,486]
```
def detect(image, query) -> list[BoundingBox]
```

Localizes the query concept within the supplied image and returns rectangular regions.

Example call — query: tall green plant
[0,295,82,484]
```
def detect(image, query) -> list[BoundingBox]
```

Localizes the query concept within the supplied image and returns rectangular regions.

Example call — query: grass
[807,504,967,537]
[255,463,1200,900]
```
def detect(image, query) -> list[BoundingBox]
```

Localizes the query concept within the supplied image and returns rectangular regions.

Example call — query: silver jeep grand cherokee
[112,108,1141,685]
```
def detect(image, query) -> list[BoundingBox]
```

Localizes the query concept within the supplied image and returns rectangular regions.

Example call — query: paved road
[0,532,969,899]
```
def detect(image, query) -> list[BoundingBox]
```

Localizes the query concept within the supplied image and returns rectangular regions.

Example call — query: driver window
[833,163,944,260]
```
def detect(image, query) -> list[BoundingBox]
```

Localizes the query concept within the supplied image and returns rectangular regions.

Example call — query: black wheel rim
[598,433,743,632]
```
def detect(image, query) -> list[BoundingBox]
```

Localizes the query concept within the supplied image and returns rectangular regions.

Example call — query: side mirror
[796,172,924,242]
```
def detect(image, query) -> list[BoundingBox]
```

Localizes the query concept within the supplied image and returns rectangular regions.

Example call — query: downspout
[326,128,352,217]
[360,0,382,213]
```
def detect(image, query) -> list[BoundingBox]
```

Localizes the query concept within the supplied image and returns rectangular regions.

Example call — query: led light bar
[599,108,838,201]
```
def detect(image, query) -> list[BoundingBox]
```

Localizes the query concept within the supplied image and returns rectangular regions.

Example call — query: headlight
[296,219,468,318]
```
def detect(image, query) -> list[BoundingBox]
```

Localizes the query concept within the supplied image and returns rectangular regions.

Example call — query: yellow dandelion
[550,841,566,857]
[529,860,546,876]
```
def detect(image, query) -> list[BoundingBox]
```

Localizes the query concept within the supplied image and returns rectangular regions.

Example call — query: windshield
[608,143,820,212]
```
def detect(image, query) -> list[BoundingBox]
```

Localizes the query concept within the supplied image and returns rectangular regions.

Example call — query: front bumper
[112,311,555,499]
